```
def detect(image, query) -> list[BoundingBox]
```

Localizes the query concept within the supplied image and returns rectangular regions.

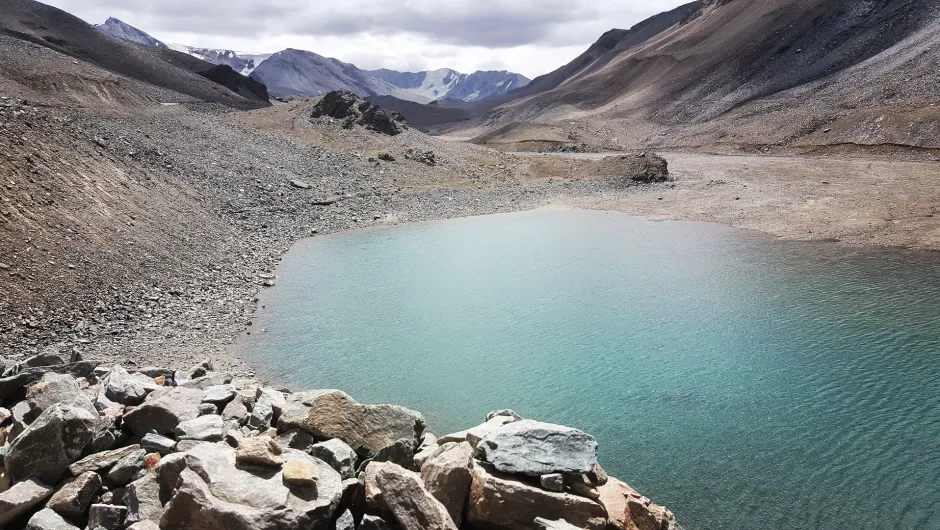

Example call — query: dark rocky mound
[198,64,269,103]
[311,90,407,136]
[366,95,470,133]
[597,153,669,185]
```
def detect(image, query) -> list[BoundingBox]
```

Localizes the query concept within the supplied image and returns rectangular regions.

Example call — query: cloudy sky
[42,0,687,78]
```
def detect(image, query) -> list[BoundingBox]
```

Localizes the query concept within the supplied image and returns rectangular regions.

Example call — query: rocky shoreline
[0,357,680,529]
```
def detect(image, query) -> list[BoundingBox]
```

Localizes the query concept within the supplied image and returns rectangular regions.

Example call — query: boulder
[87,503,127,530]
[0,361,99,400]
[540,473,565,492]
[123,387,204,435]
[486,409,523,422]
[275,428,315,451]
[24,349,67,368]
[565,473,600,500]
[374,438,417,470]
[235,436,283,467]
[247,393,274,429]
[25,508,79,530]
[467,463,607,530]
[279,390,425,457]
[69,445,142,476]
[197,403,218,416]
[105,448,147,485]
[175,414,224,441]
[202,384,237,406]
[5,404,98,483]
[127,522,161,530]
[158,443,343,530]
[125,473,165,526]
[597,153,669,185]
[256,388,286,417]
[104,365,149,406]
[25,374,96,415]
[597,478,679,530]
[475,420,598,476]
[222,395,249,423]
[310,90,406,136]
[439,414,518,448]
[363,461,457,530]
[309,438,359,479]
[421,441,474,526]
[47,471,102,517]
[141,432,177,455]
[0,478,54,526]
[282,459,319,487]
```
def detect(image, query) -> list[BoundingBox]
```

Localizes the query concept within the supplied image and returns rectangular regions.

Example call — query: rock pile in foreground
[311,90,408,136]
[0,355,680,530]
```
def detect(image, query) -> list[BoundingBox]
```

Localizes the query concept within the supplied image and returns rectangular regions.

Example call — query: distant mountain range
[93,17,529,103]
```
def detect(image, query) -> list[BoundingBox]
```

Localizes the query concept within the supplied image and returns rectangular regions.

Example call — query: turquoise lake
[241,209,940,530]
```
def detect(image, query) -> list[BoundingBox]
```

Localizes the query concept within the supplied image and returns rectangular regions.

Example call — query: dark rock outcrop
[311,91,407,136]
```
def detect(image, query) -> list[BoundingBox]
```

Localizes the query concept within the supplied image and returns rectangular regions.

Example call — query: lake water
[241,209,940,530]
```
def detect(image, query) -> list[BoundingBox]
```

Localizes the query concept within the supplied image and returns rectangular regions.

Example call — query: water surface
[241,209,940,530]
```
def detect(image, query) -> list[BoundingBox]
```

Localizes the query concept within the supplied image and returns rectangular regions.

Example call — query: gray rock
[123,387,204,435]
[374,438,417,470]
[178,372,232,390]
[486,409,523,422]
[141,432,177,455]
[247,393,273,429]
[24,349,67,368]
[540,473,565,492]
[188,360,213,379]
[235,436,283,467]
[25,508,79,530]
[221,394,249,423]
[137,367,174,380]
[535,518,582,530]
[256,388,286,417]
[202,384,236,406]
[175,414,224,441]
[104,365,148,406]
[360,514,394,530]
[87,503,127,530]
[363,461,457,530]
[125,473,164,525]
[475,420,598,476]
[127,522,161,530]
[0,479,54,526]
[5,404,99,483]
[421,441,474,526]
[69,445,142,476]
[336,509,355,530]
[275,428,315,451]
[47,471,102,518]
[279,390,424,458]
[309,438,358,479]
[439,415,518,449]
[26,373,96,415]
[414,433,439,469]
[197,403,218,416]
[0,361,99,401]
[157,443,343,530]
[105,448,147,486]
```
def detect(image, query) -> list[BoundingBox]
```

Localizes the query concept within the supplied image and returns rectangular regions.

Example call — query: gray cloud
[49,0,683,48]
[42,0,688,76]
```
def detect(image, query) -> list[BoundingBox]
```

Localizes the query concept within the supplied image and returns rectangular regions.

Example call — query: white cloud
[41,0,690,78]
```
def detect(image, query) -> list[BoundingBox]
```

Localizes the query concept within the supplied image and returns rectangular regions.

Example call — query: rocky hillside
[0,357,679,530]
[368,68,530,102]
[464,0,940,151]
[93,17,167,49]
[0,0,268,107]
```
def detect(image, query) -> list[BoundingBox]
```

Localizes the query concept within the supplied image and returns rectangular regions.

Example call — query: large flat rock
[475,419,598,476]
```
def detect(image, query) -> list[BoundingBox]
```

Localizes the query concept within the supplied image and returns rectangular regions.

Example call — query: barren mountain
[461,0,940,152]
[249,48,426,102]
[94,16,167,48]
[0,0,268,107]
